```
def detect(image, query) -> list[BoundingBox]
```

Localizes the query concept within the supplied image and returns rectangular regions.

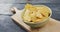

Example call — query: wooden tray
[11,7,60,32]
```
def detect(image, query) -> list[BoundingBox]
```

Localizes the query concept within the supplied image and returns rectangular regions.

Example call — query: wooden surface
[31,18,60,32]
[11,8,60,32]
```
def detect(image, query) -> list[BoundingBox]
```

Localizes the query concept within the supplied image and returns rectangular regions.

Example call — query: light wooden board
[11,7,60,32]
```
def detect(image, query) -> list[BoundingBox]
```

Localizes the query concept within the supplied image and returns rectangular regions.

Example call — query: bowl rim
[22,5,52,24]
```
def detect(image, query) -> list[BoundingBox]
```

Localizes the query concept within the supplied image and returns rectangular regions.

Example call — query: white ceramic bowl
[22,5,52,28]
